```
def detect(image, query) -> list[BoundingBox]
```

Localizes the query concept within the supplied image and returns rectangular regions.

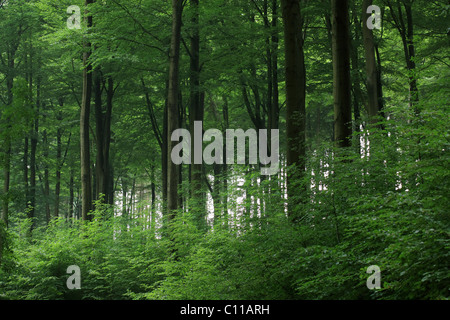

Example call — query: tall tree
[94,71,114,205]
[362,0,381,123]
[54,100,71,219]
[54,104,62,219]
[281,0,307,218]
[166,0,183,221]
[350,3,362,150]
[188,0,206,230]
[29,68,39,229]
[42,127,51,224]
[331,0,352,148]
[80,0,94,220]
[1,4,25,226]
[386,0,418,111]
[269,0,280,134]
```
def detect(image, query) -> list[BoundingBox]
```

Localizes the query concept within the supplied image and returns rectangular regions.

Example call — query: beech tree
[331,0,352,148]
[362,0,382,122]
[166,0,183,221]
[386,0,419,111]
[281,0,307,217]
[80,0,94,220]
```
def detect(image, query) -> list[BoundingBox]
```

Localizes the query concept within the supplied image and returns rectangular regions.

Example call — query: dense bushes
[0,100,448,300]
[0,209,166,300]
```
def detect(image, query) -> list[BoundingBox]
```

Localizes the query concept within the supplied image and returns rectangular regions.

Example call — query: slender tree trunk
[150,166,156,237]
[81,0,94,220]
[24,40,33,213]
[24,45,31,214]
[122,177,127,220]
[387,0,418,111]
[2,92,11,227]
[161,80,169,213]
[54,110,62,219]
[109,161,115,205]
[212,164,221,228]
[1,22,24,227]
[271,0,279,133]
[0,222,3,265]
[264,0,273,131]
[189,0,207,230]
[177,92,185,212]
[222,96,229,229]
[94,71,114,205]
[350,5,362,152]
[404,1,418,112]
[41,99,50,225]
[43,128,51,224]
[374,43,384,117]
[331,0,352,148]
[141,78,165,216]
[167,0,183,222]
[2,50,15,227]
[270,0,280,213]
[362,0,380,123]
[24,137,29,210]
[29,69,41,230]
[281,0,307,219]
[129,178,136,219]
[69,168,74,220]
[93,67,103,201]
[29,103,38,227]
[54,134,61,219]
[2,139,11,228]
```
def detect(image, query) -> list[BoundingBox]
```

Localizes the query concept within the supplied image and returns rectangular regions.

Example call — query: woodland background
[0,0,448,300]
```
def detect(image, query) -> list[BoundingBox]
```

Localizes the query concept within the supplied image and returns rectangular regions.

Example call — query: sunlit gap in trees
[111,158,291,236]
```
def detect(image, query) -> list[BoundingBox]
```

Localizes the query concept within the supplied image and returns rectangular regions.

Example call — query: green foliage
[1,96,448,300]
[0,0,448,301]
[0,205,165,300]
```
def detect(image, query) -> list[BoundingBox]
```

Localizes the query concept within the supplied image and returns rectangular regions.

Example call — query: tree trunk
[270,0,280,133]
[129,178,136,219]
[54,111,62,219]
[189,0,207,230]
[212,163,221,228]
[166,0,183,222]
[2,139,11,228]
[387,0,418,111]
[362,0,380,123]
[350,5,362,152]
[374,43,384,117]
[69,169,74,220]
[94,71,114,205]
[24,40,32,214]
[264,0,273,131]
[29,70,41,230]
[1,49,15,227]
[222,96,229,229]
[142,77,167,211]
[93,67,103,201]
[24,137,29,211]
[150,166,156,237]
[43,129,51,224]
[162,84,169,212]
[122,177,127,219]
[404,1,418,111]
[281,0,307,219]
[81,0,94,220]
[331,0,352,148]
[29,114,38,228]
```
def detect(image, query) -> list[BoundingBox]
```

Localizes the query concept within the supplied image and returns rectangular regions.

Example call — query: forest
[0,0,448,301]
